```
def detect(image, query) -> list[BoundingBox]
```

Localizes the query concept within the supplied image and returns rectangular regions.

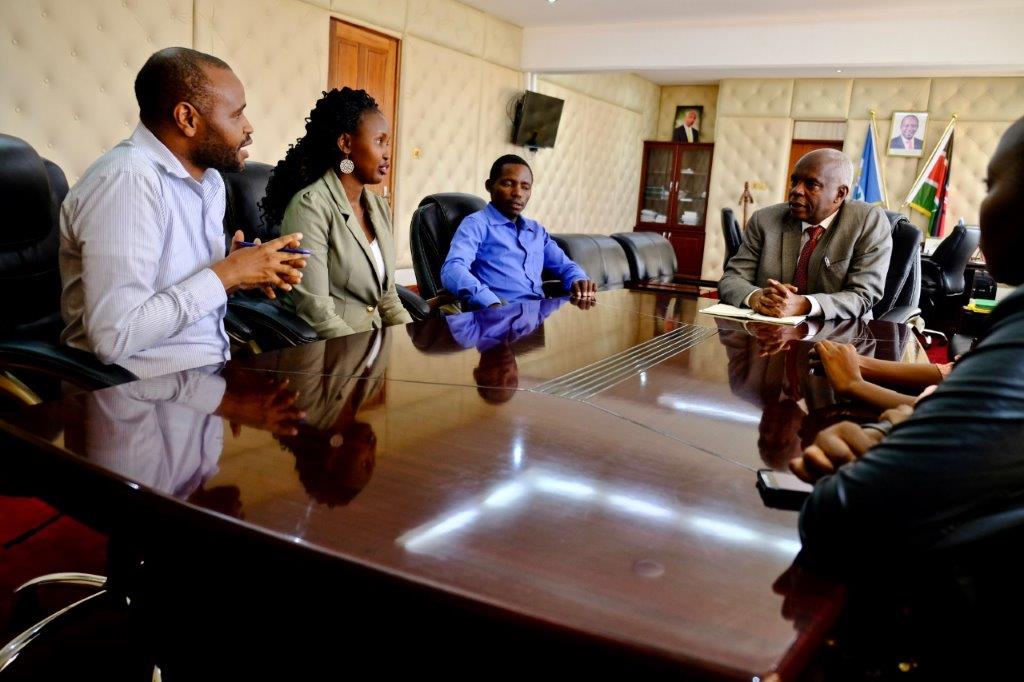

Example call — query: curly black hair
[260,87,381,227]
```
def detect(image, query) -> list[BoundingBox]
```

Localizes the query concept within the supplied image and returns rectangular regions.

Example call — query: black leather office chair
[721,208,743,270]
[409,192,487,300]
[0,133,136,406]
[921,222,981,316]
[610,232,678,283]
[873,211,923,324]
[550,234,631,291]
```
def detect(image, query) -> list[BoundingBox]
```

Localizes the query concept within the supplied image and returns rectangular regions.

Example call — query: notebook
[698,303,807,326]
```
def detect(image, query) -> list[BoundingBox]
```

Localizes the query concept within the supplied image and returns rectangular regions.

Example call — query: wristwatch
[861,419,894,438]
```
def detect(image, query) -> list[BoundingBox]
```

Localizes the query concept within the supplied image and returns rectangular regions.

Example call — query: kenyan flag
[907,126,955,237]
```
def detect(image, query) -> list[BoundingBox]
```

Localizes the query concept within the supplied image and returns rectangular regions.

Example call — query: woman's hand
[815,340,864,396]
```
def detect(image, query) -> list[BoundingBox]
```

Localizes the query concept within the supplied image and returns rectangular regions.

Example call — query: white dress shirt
[60,123,230,379]
[743,207,840,318]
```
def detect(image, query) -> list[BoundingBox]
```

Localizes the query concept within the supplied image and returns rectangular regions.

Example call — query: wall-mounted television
[511,90,564,149]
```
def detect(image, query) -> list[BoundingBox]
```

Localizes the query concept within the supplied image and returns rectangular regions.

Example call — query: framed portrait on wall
[671,106,703,143]
[888,112,928,157]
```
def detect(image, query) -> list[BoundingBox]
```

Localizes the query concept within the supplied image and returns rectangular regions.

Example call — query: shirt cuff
[469,289,502,309]
[743,290,756,308]
[804,295,823,318]
[182,268,229,318]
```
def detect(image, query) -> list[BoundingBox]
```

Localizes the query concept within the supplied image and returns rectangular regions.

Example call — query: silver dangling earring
[339,154,355,174]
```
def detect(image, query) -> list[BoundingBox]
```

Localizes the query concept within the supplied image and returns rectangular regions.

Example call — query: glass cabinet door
[675,146,712,228]
[639,146,674,225]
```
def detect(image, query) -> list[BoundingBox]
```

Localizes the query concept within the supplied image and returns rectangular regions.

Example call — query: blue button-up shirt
[440,203,588,309]
[446,298,566,352]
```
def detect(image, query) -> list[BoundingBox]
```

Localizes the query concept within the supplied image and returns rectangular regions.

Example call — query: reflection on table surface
[4,288,927,678]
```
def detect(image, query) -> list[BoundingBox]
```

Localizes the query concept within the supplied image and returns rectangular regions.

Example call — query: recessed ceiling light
[548,0,557,4]
[836,69,843,73]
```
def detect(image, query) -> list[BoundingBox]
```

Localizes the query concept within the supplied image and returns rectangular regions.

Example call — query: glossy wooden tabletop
[1,290,926,680]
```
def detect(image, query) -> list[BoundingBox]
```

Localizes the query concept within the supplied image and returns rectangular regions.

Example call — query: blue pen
[237,240,312,256]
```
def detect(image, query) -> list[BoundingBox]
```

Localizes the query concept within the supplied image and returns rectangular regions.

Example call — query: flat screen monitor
[511,91,564,149]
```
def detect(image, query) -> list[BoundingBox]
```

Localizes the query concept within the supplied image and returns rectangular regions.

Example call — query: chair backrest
[721,208,742,270]
[0,134,65,334]
[874,211,923,317]
[550,234,631,290]
[610,231,678,282]
[221,161,277,250]
[410,192,487,299]
[929,222,981,295]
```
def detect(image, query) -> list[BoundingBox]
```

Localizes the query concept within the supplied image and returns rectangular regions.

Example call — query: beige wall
[702,76,1024,281]
[0,0,660,270]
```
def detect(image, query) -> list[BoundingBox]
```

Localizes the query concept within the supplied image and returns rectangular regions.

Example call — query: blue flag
[852,122,886,206]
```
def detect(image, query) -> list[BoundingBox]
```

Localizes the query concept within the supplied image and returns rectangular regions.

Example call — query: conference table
[0,289,927,679]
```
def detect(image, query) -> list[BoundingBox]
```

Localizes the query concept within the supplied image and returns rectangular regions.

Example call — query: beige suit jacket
[279,169,411,338]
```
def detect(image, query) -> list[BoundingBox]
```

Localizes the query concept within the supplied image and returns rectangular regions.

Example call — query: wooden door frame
[327,18,402,205]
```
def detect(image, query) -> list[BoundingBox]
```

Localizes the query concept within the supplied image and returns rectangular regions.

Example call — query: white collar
[802,206,840,231]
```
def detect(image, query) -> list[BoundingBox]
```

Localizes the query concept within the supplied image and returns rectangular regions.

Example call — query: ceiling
[460,0,1024,28]
[461,0,1024,83]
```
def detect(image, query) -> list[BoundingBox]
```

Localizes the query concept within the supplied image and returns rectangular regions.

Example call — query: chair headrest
[0,133,54,249]
[416,193,487,232]
[222,161,276,241]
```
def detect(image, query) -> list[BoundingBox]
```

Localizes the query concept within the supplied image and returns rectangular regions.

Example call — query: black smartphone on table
[756,469,813,510]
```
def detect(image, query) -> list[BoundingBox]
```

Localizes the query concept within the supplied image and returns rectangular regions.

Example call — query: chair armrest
[227,298,319,348]
[396,284,431,321]
[223,310,254,340]
[877,306,922,325]
[0,340,137,390]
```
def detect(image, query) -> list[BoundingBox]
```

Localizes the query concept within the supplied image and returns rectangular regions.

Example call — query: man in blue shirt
[441,155,596,309]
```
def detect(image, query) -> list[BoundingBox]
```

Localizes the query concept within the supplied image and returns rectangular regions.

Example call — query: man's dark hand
[214,231,307,300]
[789,420,884,483]
[756,279,813,318]
[570,279,597,301]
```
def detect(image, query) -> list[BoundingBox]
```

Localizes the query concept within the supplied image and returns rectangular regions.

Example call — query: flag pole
[901,114,958,210]
[869,109,891,209]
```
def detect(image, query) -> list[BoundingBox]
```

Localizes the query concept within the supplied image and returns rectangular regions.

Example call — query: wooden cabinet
[634,141,714,279]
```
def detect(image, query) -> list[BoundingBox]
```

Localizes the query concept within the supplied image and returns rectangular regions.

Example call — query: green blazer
[279,169,412,338]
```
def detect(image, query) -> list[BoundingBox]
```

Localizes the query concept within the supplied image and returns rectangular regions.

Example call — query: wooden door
[786,139,844,190]
[328,19,400,204]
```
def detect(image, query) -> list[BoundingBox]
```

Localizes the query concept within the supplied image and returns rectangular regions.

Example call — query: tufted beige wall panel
[848,78,931,119]
[482,14,522,70]
[527,81,585,234]
[0,0,193,183]
[945,121,1006,227]
[195,0,329,167]
[405,0,485,59]
[474,62,525,191]
[578,97,645,235]
[540,73,658,115]
[717,79,794,118]
[330,0,408,32]
[393,37,482,266]
[703,117,794,280]
[928,77,1024,122]
[791,79,852,120]
[657,84,719,142]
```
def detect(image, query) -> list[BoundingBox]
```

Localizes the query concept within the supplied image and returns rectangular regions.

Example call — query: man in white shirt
[60,47,306,379]
[718,149,891,320]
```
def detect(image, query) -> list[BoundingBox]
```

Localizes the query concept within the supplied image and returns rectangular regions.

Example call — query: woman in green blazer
[261,88,411,338]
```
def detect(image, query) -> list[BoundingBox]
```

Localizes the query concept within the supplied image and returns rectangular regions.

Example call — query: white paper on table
[698,303,806,326]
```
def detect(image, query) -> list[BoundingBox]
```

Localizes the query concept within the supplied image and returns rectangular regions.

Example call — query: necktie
[793,225,825,295]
